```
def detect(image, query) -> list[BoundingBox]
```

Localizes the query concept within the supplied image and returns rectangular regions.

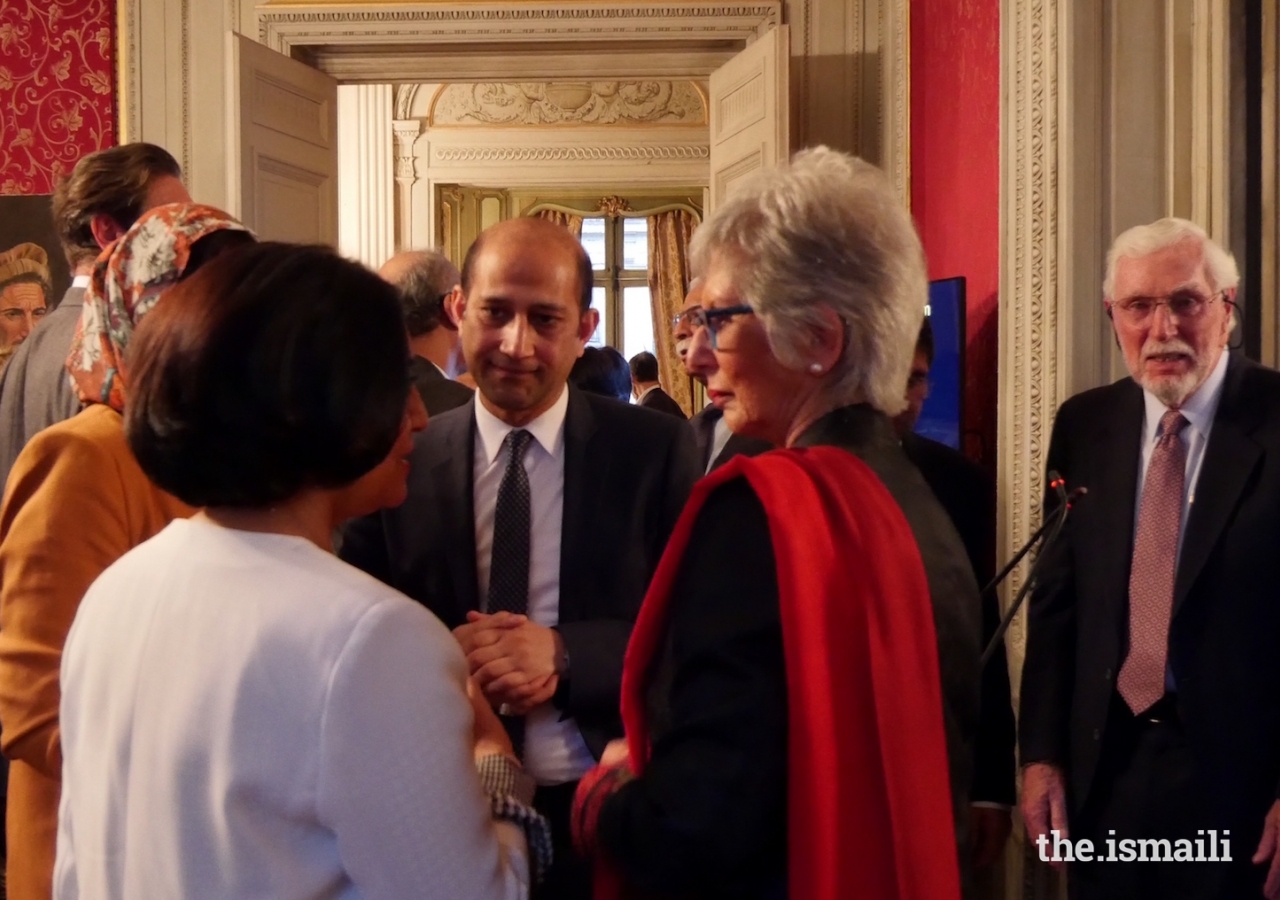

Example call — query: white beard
[1137,338,1208,408]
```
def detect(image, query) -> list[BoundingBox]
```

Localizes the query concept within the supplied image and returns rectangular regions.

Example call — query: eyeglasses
[669,304,755,349]
[1109,290,1227,325]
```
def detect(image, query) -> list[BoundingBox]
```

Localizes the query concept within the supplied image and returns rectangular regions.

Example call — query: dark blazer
[902,432,1016,807]
[638,386,686,420]
[0,286,84,488]
[690,404,772,472]
[1021,355,1280,841]
[340,385,701,758]
[408,355,473,418]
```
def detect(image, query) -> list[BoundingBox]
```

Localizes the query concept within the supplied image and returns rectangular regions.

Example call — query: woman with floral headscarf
[0,204,253,900]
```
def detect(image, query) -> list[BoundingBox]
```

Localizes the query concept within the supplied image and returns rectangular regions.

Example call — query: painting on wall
[0,194,71,369]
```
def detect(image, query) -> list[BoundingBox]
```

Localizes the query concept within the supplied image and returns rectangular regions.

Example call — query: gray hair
[392,249,461,337]
[1103,217,1239,298]
[690,146,926,415]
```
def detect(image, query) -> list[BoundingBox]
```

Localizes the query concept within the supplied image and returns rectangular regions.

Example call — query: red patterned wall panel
[910,0,1000,469]
[0,0,116,195]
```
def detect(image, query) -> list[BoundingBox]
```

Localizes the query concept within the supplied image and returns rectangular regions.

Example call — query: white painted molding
[431,145,710,163]
[392,119,422,251]
[257,2,782,50]
[337,84,394,268]
[999,0,1062,700]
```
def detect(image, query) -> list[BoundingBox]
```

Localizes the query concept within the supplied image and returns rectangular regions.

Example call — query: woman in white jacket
[55,242,547,900]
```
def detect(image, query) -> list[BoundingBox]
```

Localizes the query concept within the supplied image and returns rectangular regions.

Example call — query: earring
[808,362,823,374]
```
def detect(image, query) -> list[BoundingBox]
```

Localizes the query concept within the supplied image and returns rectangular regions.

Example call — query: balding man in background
[379,249,473,417]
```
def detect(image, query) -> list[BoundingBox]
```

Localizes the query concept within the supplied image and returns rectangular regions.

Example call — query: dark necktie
[487,429,532,616]
[1118,409,1188,714]
[486,429,532,756]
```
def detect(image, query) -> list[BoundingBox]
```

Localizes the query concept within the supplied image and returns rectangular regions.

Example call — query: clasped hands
[454,611,565,716]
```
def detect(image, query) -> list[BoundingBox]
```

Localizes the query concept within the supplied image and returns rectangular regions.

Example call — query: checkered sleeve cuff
[476,754,552,883]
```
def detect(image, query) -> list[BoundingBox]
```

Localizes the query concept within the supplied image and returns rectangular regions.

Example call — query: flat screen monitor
[915,276,966,449]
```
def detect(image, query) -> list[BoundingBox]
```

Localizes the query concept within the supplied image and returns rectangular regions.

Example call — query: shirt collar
[1142,348,1229,442]
[71,274,91,289]
[474,384,569,465]
[637,384,658,402]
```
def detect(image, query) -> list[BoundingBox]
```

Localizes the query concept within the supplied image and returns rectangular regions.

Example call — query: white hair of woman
[689,145,926,416]
[1103,217,1239,299]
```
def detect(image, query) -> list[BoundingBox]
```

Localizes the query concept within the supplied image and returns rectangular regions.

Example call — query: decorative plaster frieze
[431,144,710,163]
[431,82,706,127]
[394,84,421,121]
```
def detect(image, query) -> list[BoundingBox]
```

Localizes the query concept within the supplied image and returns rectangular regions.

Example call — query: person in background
[628,351,685,419]
[570,147,974,900]
[674,280,772,472]
[0,144,190,489]
[894,319,1017,875]
[568,346,631,402]
[380,248,474,417]
[340,216,700,900]
[56,242,544,900]
[0,204,251,900]
[0,244,51,372]
[1022,218,1280,900]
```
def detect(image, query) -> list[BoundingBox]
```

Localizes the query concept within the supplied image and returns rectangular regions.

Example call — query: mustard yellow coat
[0,404,192,900]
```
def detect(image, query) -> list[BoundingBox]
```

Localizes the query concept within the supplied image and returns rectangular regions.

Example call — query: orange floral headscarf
[66,203,251,411]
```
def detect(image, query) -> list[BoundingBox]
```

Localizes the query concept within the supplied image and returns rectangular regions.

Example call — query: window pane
[589,286,607,346]
[622,286,655,362]
[580,218,607,270]
[621,218,649,270]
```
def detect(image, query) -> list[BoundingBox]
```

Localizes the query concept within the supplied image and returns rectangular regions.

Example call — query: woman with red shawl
[572,147,982,900]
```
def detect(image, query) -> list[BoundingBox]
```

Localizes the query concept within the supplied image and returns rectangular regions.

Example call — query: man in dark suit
[379,248,474,417]
[1021,218,1280,899]
[894,320,1017,877]
[0,143,190,487]
[673,279,771,471]
[628,350,686,419]
[341,217,700,900]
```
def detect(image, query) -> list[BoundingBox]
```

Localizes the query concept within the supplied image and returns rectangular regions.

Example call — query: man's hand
[1251,799,1280,898]
[1021,762,1069,869]
[600,738,629,769]
[453,610,526,657]
[971,805,1013,869]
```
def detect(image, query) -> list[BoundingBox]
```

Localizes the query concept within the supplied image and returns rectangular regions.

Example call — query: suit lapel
[692,407,717,469]
[559,387,601,624]
[1092,381,1145,629]
[1173,357,1262,614]
[430,402,480,616]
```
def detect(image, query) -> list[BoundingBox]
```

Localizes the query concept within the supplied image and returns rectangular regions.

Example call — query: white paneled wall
[337,84,395,269]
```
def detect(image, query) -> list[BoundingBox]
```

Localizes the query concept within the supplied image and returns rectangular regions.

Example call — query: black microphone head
[1047,469,1069,502]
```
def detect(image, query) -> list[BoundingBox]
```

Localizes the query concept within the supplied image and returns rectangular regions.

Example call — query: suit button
[1093,729,1101,741]
[1104,668,1112,681]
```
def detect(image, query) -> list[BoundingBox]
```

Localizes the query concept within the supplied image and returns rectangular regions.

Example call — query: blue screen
[915,277,965,449]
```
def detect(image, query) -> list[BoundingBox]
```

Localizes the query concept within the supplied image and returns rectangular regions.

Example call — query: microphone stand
[979,490,1081,667]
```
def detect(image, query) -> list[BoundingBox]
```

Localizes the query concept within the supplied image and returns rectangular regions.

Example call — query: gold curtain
[536,208,584,238]
[647,209,698,415]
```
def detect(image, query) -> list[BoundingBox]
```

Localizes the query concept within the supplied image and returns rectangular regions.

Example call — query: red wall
[0,0,117,195]
[910,0,1000,468]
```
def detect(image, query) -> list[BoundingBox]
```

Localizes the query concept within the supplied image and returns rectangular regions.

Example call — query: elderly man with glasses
[1021,217,1280,900]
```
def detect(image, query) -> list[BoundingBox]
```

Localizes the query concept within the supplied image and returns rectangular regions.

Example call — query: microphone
[1048,469,1068,507]
[980,474,1089,667]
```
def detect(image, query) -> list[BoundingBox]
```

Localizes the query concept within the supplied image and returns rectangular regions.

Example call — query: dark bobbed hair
[569,346,631,402]
[628,350,659,382]
[126,242,410,509]
[460,224,594,313]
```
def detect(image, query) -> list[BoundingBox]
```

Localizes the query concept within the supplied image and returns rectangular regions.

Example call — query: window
[579,216,655,361]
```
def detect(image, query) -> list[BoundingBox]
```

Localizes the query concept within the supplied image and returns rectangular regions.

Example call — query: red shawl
[590,446,960,900]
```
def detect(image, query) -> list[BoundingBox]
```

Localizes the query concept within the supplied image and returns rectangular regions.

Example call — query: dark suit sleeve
[1018,408,1079,766]
[595,479,788,896]
[555,424,701,720]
